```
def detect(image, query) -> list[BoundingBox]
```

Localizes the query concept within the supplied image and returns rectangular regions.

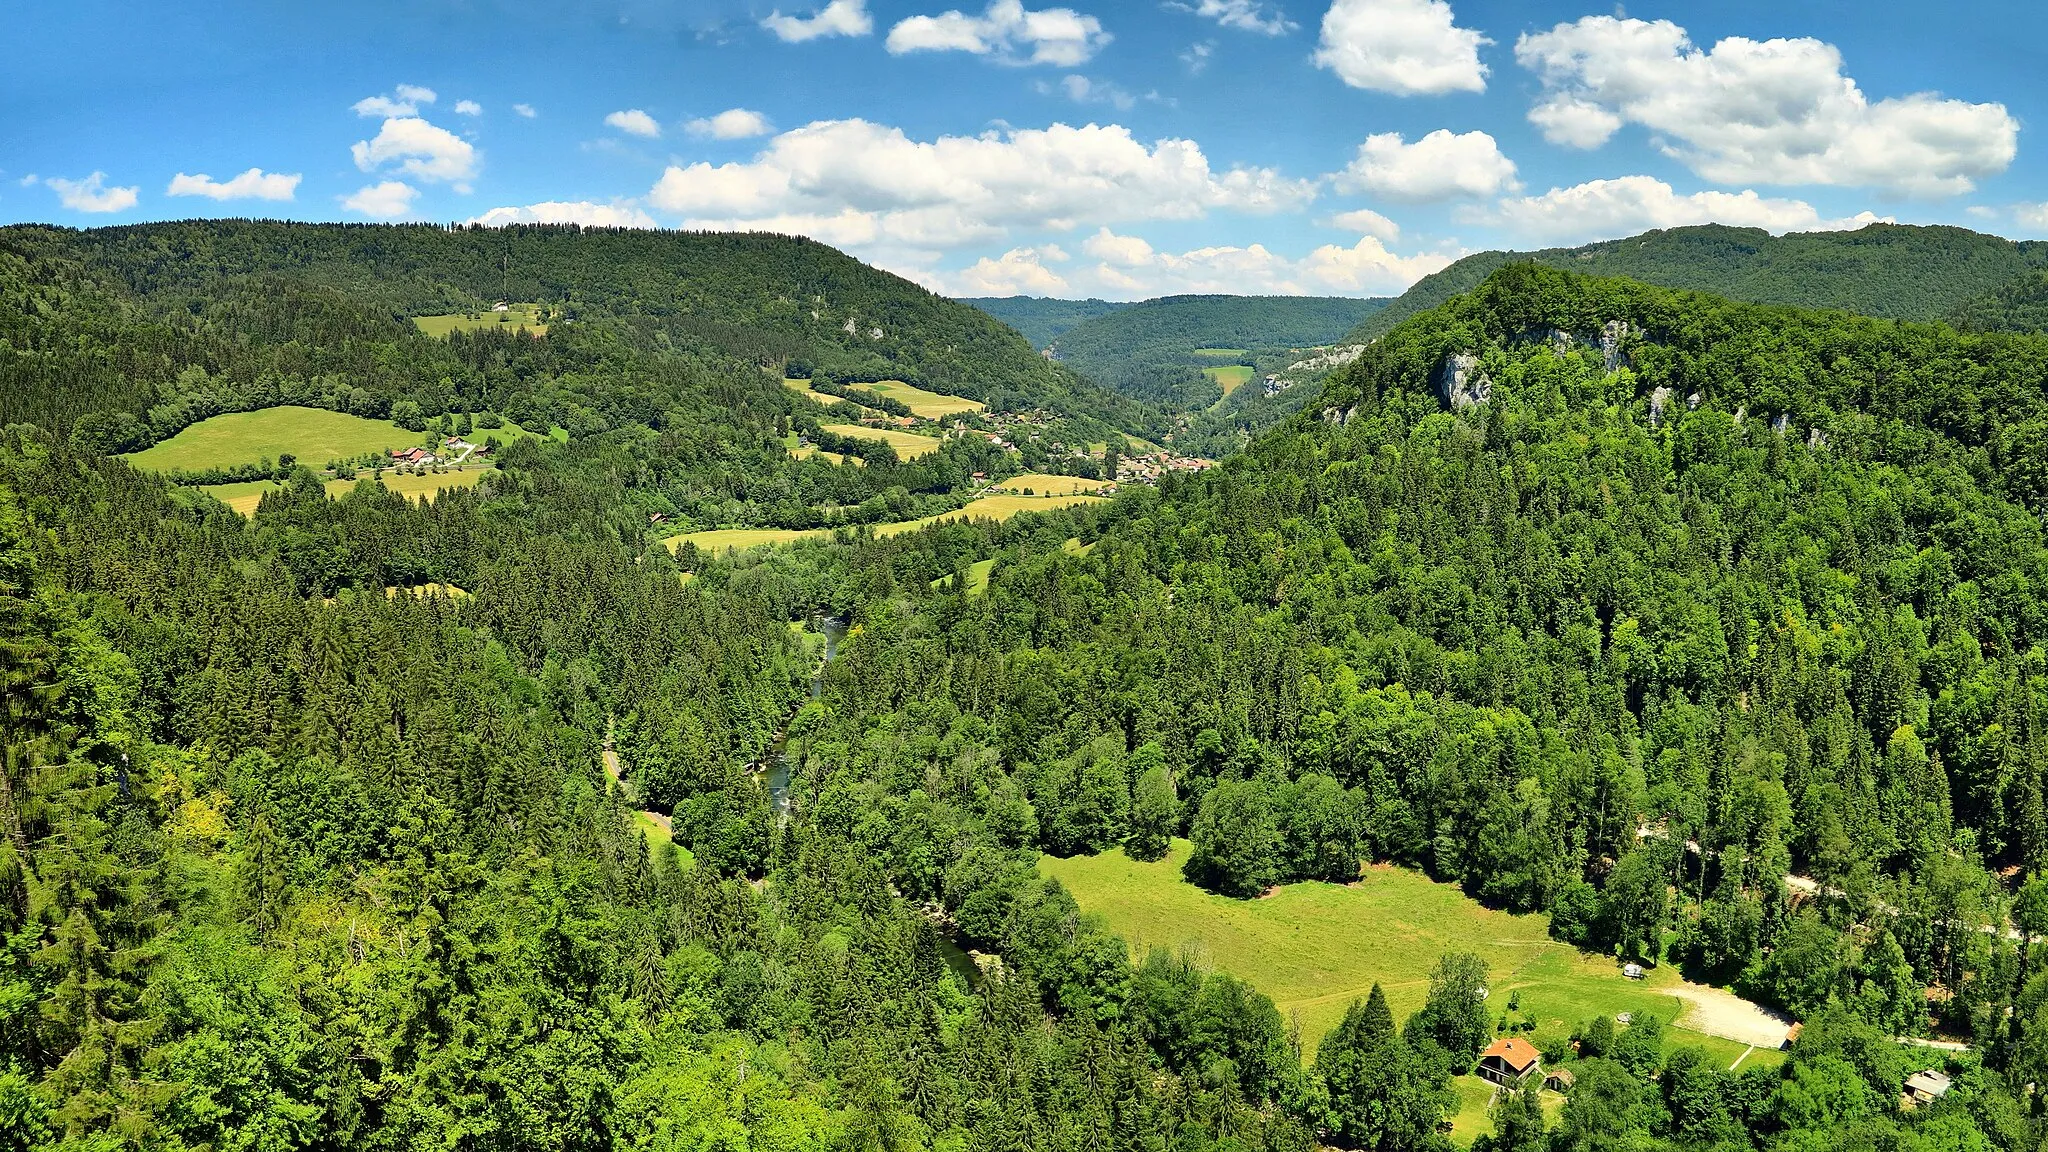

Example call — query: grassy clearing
[821,424,943,460]
[1040,840,1785,1066]
[782,377,865,411]
[385,583,470,599]
[1446,1078,1567,1147]
[844,379,985,419]
[990,473,1113,496]
[932,557,998,595]
[876,492,1107,536]
[202,469,495,517]
[1204,364,1256,396]
[1063,538,1095,557]
[669,528,831,554]
[413,304,550,338]
[125,407,418,472]
[1193,348,1250,358]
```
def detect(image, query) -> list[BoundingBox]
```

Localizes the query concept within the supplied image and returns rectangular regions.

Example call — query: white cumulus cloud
[342,181,418,219]
[2014,203,2048,231]
[513,103,538,118]
[1515,16,2016,196]
[466,200,660,228]
[1176,0,1295,35]
[1336,130,1517,201]
[1041,74,1137,110]
[1062,226,1456,298]
[959,244,1073,294]
[454,99,483,116]
[1477,175,1891,246]
[1327,207,1401,242]
[687,108,775,140]
[166,168,301,201]
[353,84,438,118]
[1315,0,1488,96]
[605,109,663,138]
[352,118,479,187]
[888,1,1112,67]
[762,0,874,42]
[646,118,1314,257]
[45,172,139,213]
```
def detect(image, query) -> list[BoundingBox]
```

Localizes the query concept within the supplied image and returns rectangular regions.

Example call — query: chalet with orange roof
[1477,1037,1541,1087]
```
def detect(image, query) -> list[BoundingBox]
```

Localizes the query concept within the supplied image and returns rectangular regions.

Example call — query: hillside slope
[0,221,1158,441]
[1347,222,2048,343]
[960,295,1127,347]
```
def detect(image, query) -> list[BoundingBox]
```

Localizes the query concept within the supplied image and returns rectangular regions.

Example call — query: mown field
[1204,364,1256,396]
[201,468,494,516]
[990,473,1113,495]
[125,407,419,472]
[413,304,550,337]
[1192,348,1250,358]
[1040,840,1784,1074]
[845,379,985,418]
[821,424,943,460]
[671,493,1110,557]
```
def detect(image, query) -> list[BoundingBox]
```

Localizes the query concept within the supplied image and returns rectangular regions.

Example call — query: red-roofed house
[1478,1037,1542,1087]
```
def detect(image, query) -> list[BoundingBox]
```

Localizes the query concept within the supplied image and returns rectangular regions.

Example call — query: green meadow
[413,304,551,337]
[125,407,418,472]
[1203,364,1256,396]
[1040,840,1783,1073]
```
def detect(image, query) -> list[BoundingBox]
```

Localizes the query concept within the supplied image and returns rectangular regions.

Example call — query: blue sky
[9,0,2048,299]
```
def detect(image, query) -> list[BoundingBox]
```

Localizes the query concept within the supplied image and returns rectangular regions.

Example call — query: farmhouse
[390,447,433,465]
[1477,1037,1542,1087]
[1905,1070,1952,1107]
[1544,1067,1576,1094]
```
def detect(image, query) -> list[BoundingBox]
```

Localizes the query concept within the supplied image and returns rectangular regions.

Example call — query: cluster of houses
[1115,450,1217,485]
[387,436,487,471]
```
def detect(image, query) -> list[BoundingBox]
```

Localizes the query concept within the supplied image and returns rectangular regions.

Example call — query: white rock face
[1649,386,1674,428]
[1600,320,1632,374]
[1434,352,1492,408]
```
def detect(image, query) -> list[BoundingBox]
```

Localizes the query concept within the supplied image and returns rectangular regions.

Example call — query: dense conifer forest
[3,223,2048,1152]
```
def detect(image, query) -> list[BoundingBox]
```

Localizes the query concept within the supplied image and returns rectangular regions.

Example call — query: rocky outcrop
[1600,320,1637,374]
[1771,414,1792,436]
[1649,386,1674,428]
[1434,353,1492,409]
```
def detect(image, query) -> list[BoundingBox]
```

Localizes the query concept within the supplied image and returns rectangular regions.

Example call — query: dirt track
[1668,982,1793,1048]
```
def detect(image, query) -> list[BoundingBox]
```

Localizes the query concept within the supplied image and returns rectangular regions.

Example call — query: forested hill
[0,220,1157,442]
[1040,293,1390,409]
[1348,223,2048,343]
[958,295,1126,347]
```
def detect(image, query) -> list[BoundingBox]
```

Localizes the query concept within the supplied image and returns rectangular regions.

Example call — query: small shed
[1544,1067,1576,1094]
[1905,1070,1952,1107]
[1477,1037,1542,1088]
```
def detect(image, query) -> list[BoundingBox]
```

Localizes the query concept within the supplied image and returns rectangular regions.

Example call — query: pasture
[845,379,985,418]
[672,492,1108,557]
[201,468,494,516]
[1204,365,1256,396]
[1192,348,1250,358]
[782,377,866,411]
[668,527,831,554]
[1040,841,1785,1070]
[125,407,417,473]
[820,424,943,460]
[989,473,1112,496]
[413,304,550,338]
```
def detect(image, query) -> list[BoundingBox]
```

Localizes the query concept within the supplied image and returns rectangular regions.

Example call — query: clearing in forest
[201,468,494,516]
[1041,840,1784,1070]
[990,473,1113,495]
[820,424,943,459]
[1203,365,1256,396]
[1192,348,1250,358]
[125,406,417,473]
[670,493,1107,556]
[844,379,986,418]
[413,304,550,337]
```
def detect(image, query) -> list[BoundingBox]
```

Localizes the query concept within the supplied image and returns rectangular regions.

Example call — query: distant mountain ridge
[960,296,1127,348]
[1347,223,2048,344]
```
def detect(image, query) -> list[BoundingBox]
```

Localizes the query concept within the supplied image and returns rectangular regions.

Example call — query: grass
[1040,840,1786,1068]
[414,304,550,338]
[125,407,419,473]
[1193,348,1250,358]
[202,468,495,517]
[669,528,832,554]
[1446,1078,1567,1147]
[990,473,1113,495]
[932,557,998,595]
[782,377,866,411]
[1204,364,1256,396]
[844,379,985,419]
[672,493,1109,557]
[821,424,943,460]
[385,583,470,599]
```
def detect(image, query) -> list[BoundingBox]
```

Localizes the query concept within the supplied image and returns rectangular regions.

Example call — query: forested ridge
[1349,223,2048,345]
[6,235,2048,1152]
[0,220,1161,448]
